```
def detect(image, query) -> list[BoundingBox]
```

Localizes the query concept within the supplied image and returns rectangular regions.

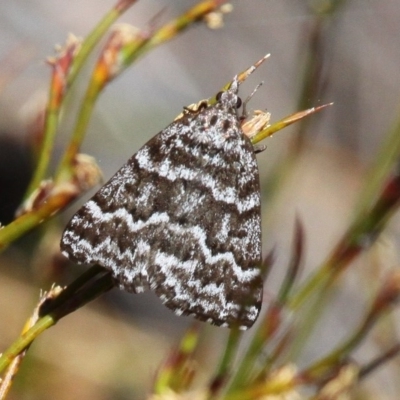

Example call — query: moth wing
[61,107,263,328]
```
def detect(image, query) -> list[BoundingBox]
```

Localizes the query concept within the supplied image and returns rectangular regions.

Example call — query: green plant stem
[0,188,75,251]
[359,343,400,379]
[67,0,138,86]
[55,82,103,181]
[214,328,242,381]
[0,272,114,375]
[282,284,334,364]
[226,304,282,393]
[277,218,304,303]
[25,90,61,197]
[353,103,400,219]
[118,0,229,71]
[0,314,55,374]
[26,0,137,197]
[251,105,331,146]
[293,0,348,151]
[302,314,378,381]
[287,261,335,311]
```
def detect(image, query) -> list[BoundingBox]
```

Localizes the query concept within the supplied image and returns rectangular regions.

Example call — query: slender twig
[0,272,114,375]
[25,0,138,197]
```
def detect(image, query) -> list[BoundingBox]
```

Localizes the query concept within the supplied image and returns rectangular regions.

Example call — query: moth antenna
[241,81,263,120]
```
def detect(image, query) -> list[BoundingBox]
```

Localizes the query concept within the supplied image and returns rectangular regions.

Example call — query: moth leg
[253,144,267,154]
[183,100,208,114]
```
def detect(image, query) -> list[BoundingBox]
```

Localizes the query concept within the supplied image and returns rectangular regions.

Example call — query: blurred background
[1,1,400,399]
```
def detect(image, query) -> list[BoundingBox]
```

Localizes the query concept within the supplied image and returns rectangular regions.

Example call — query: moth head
[214,53,270,113]
[215,77,243,110]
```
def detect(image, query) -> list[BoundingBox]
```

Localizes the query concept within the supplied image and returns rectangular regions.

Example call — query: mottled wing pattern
[61,92,262,329]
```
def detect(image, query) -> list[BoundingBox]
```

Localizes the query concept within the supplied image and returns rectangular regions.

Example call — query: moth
[61,55,269,329]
